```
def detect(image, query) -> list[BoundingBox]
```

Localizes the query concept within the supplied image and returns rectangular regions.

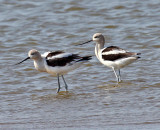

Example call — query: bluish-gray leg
[61,75,68,91]
[57,74,61,93]
[118,69,121,82]
[112,67,119,83]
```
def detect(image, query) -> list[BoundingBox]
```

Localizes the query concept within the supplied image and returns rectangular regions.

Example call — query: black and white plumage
[78,33,140,83]
[15,49,91,92]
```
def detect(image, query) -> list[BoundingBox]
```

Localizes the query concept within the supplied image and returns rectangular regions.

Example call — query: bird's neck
[33,58,46,72]
[95,43,104,60]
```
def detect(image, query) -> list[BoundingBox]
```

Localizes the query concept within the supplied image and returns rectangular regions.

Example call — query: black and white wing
[101,46,140,61]
[45,51,91,67]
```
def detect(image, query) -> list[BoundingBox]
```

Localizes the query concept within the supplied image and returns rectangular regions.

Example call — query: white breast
[34,59,46,72]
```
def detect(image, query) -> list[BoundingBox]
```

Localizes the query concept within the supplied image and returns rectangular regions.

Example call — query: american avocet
[15,49,91,92]
[78,33,140,83]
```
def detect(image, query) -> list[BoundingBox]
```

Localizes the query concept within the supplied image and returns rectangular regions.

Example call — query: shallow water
[0,0,160,129]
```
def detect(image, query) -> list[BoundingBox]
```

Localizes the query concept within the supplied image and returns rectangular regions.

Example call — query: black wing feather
[46,51,64,58]
[46,54,81,67]
[102,52,139,61]
[102,46,125,53]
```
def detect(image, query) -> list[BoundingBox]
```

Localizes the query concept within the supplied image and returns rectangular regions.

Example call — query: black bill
[76,40,93,46]
[15,57,30,65]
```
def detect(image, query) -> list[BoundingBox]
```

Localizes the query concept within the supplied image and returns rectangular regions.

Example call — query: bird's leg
[112,67,119,83]
[57,74,61,93]
[61,75,68,91]
[118,69,121,82]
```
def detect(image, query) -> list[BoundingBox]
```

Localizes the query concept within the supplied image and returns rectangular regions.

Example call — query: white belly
[45,62,82,76]
[95,49,137,69]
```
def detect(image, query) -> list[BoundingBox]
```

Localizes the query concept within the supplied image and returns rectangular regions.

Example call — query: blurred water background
[0,0,160,129]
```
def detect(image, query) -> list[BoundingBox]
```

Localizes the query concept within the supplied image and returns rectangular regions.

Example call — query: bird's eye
[94,36,98,38]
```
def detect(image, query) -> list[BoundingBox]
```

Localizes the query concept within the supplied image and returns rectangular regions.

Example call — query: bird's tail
[130,52,141,59]
[76,56,92,62]
[136,53,141,59]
